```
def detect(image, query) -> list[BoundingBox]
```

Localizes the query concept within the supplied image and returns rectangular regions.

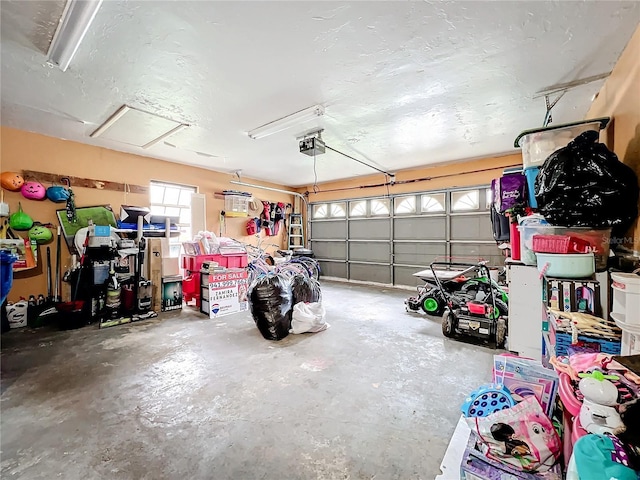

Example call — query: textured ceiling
[1,1,639,186]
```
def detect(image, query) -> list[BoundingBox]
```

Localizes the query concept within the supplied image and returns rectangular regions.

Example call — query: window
[330,202,346,218]
[394,196,416,214]
[312,204,328,219]
[370,198,390,216]
[452,189,480,211]
[150,181,197,256]
[486,189,493,209]
[350,201,367,217]
[421,193,445,213]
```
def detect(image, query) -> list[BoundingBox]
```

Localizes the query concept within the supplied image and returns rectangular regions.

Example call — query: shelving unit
[611,272,640,355]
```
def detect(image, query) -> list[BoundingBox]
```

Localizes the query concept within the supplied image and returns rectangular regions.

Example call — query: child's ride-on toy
[405,261,508,317]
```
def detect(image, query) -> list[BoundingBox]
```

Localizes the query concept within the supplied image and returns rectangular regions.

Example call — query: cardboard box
[148,239,163,311]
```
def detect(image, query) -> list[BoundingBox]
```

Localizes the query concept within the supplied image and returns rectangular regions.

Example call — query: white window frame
[149,180,197,256]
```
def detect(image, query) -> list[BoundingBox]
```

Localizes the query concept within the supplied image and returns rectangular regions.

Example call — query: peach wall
[1,127,292,302]
[587,24,640,251]
[297,153,521,203]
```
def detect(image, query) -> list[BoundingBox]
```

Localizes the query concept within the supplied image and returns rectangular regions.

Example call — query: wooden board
[22,170,148,194]
[147,238,163,312]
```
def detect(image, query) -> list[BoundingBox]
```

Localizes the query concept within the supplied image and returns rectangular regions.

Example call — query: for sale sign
[208,269,249,318]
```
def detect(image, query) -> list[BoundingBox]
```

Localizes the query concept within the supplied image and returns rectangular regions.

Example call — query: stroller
[405,261,508,316]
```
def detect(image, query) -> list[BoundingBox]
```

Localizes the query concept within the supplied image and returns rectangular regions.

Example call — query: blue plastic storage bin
[1,251,17,305]
[524,167,540,208]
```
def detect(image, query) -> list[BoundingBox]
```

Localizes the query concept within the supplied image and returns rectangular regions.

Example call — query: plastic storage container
[223,191,251,217]
[514,118,609,169]
[532,235,591,254]
[611,272,640,328]
[518,215,552,265]
[536,253,595,279]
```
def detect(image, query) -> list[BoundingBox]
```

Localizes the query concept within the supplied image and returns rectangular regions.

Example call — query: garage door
[310,186,502,287]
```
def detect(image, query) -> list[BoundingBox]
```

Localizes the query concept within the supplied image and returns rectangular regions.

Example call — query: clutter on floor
[435,116,640,479]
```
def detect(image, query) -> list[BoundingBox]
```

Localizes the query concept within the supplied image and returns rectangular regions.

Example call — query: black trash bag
[248,274,293,341]
[291,274,322,305]
[535,130,639,237]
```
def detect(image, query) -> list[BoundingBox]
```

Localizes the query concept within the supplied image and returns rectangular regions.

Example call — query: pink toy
[558,372,582,417]
[21,181,46,200]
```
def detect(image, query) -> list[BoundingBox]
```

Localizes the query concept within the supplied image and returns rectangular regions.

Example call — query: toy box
[461,433,562,480]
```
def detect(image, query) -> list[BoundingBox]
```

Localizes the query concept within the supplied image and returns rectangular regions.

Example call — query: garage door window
[485,189,493,209]
[452,189,479,211]
[394,196,416,215]
[350,201,367,217]
[421,193,445,213]
[370,199,390,216]
[330,203,346,217]
[313,204,328,219]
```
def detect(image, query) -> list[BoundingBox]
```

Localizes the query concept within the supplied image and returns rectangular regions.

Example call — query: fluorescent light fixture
[47,0,103,72]
[247,105,325,140]
[142,124,189,149]
[90,105,130,138]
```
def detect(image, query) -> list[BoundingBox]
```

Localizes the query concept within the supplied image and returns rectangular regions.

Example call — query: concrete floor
[1,281,495,480]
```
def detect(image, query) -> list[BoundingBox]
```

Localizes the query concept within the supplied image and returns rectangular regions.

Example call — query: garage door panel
[450,243,502,266]
[394,217,446,240]
[311,221,347,240]
[350,242,390,263]
[394,266,425,287]
[311,241,346,260]
[319,261,347,278]
[350,263,391,284]
[450,215,493,241]
[349,219,390,240]
[393,242,446,266]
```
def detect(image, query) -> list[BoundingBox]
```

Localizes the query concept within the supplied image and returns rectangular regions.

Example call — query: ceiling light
[142,124,189,149]
[247,105,325,140]
[89,105,130,138]
[47,0,103,72]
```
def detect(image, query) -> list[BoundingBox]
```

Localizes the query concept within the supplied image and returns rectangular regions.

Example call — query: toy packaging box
[460,432,562,480]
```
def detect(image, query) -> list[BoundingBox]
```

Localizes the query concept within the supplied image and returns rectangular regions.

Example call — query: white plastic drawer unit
[611,272,640,355]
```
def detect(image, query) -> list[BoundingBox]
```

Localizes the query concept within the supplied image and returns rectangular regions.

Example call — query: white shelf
[612,312,640,335]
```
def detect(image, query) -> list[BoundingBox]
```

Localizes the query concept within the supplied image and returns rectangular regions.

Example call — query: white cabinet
[507,263,544,359]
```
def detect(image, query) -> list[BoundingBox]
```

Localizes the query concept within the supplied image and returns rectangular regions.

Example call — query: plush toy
[46,185,70,203]
[21,181,46,200]
[9,202,33,230]
[1,172,24,191]
[28,224,53,244]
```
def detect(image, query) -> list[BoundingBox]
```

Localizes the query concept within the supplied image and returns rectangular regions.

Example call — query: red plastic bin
[532,234,590,254]
[181,254,248,272]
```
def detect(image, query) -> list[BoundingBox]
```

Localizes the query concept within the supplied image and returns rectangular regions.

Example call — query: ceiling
[1,1,639,187]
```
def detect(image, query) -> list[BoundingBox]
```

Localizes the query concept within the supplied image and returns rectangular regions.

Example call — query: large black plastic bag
[249,274,293,341]
[291,275,322,305]
[535,130,639,236]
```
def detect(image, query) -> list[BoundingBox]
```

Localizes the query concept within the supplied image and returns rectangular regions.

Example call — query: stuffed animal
[28,224,53,244]
[9,203,33,230]
[21,181,46,200]
[1,172,24,191]
[46,185,70,203]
